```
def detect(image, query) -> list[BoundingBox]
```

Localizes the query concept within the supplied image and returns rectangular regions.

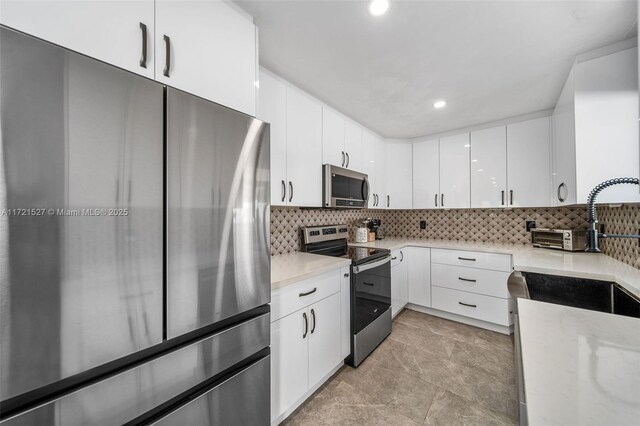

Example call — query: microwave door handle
[362,177,370,204]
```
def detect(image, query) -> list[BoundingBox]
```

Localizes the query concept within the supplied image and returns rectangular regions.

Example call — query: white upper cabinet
[361,131,377,208]
[322,108,346,167]
[413,139,440,209]
[0,0,155,79]
[286,87,323,207]
[470,126,507,208]
[344,120,363,171]
[257,70,287,206]
[385,141,413,209]
[439,134,471,209]
[552,44,639,205]
[506,117,551,207]
[155,0,257,116]
[374,136,388,209]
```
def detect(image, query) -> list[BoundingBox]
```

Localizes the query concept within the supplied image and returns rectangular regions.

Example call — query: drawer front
[390,249,403,267]
[431,264,510,298]
[432,286,513,326]
[431,249,511,272]
[271,270,341,322]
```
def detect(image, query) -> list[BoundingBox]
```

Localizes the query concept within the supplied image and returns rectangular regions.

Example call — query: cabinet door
[374,136,387,209]
[385,141,413,209]
[413,139,440,209]
[507,117,551,207]
[399,251,408,308]
[406,247,431,307]
[0,0,155,79]
[308,293,342,386]
[344,120,363,171]
[552,69,577,206]
[391,257,408,318]
[258,70,288,206]
[470,126,507,208]
[439,134,471,208]
[362,131,377,208]
[270,311,309,422]
[340,267,352,359]
[286,87,323,207]
[155,0,256,116]
[322,108,345,167]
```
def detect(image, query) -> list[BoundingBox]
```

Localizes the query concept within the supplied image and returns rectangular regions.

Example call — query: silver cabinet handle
[458,302,477,308]
[387,195,390,208]
[341,151,345,167]
[281,180,286,202]
[441,193,444,207]
[557,182,567,202]
[458,277,477,283]
[302,312,308,338]
[435,193,438,207]
[310,308,316,334]
[400,251,404,262]
[458,257,476,261]
[501,190,505,206]
[345,152,350,168]
[510,189,514,205]
[139,23,148,68]
[163,35,171,77]
[289,181,293,202]
[299,287,317,297]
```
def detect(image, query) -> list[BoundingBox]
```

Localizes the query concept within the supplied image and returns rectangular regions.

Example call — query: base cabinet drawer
[271,270,341,322]
[431,286,513,326]
[431,264,510,298]
[431,249,512,272]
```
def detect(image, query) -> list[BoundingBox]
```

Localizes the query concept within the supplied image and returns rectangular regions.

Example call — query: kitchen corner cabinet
[552,45,640,205]
[322,108,363,171]
[406,247,431,307]
[470,126,507,208]
[413,139,440,209]
[391,249,408,317]
[385,141,413,209]
[362,131,377,209]
[0,0,155,79]
[155,0,257,116]
[258,69,323,207]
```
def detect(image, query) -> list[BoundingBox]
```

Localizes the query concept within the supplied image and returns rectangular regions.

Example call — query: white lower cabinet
[406,247,431,307]
[391,249,408,317]
[271,271,346,424]
[340,267,351,359]
[431,287,514,327]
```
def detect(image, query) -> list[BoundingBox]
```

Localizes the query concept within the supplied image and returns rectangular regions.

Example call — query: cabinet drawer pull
[344,273,350,278]
[458,302,477,308]
[311,308,316,334]
[139,23,148,68]
[501,190,505,206]
[341,151,345,167]
[458,257,476,262]
[510,189,514,205]
[302,312,308,338]
[281,180,286,202]
[289,181,294,202]
[345,152,350,168]
[163,35,171,77]
[400,251,403,262]
[299,287,317,297]
[363,282,374,286]
[435,193,438,207]
[441,193,444,207]
[458,277,477,283]
[391,256,397,260]
[557,182,567,202]
[387,195,390,208]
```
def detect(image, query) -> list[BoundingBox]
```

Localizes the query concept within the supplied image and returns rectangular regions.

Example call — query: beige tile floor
[282,309,518,425]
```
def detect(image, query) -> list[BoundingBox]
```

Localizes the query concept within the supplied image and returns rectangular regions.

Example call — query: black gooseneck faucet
[586,177,640,252]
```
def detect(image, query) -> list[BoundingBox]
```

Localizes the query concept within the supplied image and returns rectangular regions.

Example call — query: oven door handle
[353,255,391,274]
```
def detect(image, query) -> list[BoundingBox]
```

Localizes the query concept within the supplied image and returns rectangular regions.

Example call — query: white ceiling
[236,0,637,139]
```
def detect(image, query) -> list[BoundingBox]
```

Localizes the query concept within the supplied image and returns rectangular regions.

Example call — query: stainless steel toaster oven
[531,228,587,251]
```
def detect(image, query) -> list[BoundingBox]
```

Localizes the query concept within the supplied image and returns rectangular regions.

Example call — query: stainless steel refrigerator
[0,26,270,425]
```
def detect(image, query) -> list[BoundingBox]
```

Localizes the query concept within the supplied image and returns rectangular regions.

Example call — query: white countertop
[518,299,640,425]
[271,252,351,290]
[350,238,640,299]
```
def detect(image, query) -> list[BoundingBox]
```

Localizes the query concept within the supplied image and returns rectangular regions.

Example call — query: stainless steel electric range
[301,225,392,367]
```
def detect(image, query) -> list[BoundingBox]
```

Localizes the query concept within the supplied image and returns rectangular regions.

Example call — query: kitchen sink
[508,271,640,318]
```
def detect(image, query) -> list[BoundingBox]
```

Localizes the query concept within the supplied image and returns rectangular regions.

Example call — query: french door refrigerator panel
[0,27,164,401]
[166,87,270,338]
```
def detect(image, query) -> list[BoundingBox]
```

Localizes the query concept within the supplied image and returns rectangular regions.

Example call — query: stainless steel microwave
[323,164,369,209]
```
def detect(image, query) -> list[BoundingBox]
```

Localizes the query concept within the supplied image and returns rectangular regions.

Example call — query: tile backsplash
[271,204,639,270]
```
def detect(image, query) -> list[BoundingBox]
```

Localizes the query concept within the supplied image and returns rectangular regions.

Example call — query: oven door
[323,164,369,208]
[352,256,391,335]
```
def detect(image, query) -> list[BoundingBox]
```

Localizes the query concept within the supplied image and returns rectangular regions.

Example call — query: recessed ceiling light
[368,0,389,16]
[433,100,447,109]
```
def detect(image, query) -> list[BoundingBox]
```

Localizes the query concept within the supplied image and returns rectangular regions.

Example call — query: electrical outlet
[419,220,427,230]
[526,221,536,232]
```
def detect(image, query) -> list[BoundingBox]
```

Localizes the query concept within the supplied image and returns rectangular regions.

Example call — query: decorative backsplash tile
[271,204,639,270]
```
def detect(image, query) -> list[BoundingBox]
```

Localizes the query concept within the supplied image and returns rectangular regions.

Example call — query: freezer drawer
[166,87,271,338]
[0,26,164,400]
[1,314,269,425]
[152,356,270,426]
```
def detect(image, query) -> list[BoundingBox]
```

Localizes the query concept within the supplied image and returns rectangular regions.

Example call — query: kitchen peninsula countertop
[517,298,640,425]
[349,238,640,299]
